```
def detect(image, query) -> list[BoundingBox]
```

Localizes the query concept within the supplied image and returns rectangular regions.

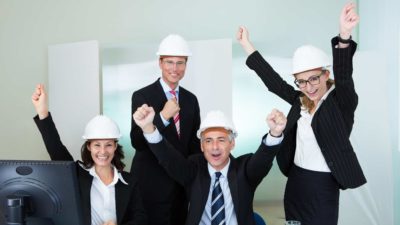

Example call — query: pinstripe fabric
[245,37,366,189]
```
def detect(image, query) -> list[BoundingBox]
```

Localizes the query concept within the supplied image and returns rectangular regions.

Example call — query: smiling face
[87,139,117,168]
[200,127,235,171]
[159,56,188,90]
[294,68,330,105]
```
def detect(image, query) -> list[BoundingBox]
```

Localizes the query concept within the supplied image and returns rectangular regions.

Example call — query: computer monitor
[0,160,84,225]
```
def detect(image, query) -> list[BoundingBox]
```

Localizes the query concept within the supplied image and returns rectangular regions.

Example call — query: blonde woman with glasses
[237,2,366,225]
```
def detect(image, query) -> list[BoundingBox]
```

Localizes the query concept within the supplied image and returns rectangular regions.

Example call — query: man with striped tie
[133,105,286,225]
[130,34,201,225]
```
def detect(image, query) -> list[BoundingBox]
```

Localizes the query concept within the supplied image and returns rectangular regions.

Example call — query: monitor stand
[6,195,54,225]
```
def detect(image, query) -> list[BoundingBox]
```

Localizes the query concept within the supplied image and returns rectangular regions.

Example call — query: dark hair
[80,141,126,171]
[300,78,335,112]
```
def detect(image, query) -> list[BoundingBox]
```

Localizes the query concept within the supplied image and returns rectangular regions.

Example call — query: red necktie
[169,90,180,138]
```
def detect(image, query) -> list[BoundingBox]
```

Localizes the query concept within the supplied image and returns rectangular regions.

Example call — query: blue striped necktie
[211,172,225,225]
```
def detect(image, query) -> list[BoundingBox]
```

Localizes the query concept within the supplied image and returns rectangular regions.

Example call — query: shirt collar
[159,77,180,93]
[319,84,335,105]
[83,165,128,186]
[207,159,231,179]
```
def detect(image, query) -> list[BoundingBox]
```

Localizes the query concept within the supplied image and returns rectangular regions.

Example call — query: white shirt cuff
[143,128,163,143]
[160,112,170,126]
[263,133,284,146]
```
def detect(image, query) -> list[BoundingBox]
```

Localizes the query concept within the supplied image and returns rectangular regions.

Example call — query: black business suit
[130,78,201,225]
[246,37,366,224]
[34,114,147,225]
[246,37,366,189]
[146,134,280,225]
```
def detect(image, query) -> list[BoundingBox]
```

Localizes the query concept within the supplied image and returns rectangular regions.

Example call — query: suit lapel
[153,78,169,110]
[227,157,239,221]
[78,167,93,225]
[115,180,130,224]
[285,101,301,133]
[200,162,211,211]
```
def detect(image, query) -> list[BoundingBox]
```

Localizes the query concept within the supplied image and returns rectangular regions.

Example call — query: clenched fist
[133,104,156,134]
[266,109,287,137]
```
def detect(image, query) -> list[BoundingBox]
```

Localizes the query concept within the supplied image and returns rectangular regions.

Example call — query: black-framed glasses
[294,71,325,88]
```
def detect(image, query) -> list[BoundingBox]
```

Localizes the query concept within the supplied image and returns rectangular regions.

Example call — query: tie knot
[215,172,222,180]
[169,90,177,96]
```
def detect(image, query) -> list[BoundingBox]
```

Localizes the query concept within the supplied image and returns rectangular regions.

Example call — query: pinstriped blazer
[245,37,366,189]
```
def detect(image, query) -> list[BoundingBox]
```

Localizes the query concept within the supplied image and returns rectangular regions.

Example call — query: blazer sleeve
[331,37,358,115]
[246,51,300,105]
[33,113,74,161]
[147,138,197,186]
[130,90,170,152]
[120,174,148,225]
[245,134,280,186]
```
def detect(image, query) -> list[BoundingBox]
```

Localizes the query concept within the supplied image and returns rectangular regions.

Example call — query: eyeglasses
[163,60,186,69]
[294,71,325,88]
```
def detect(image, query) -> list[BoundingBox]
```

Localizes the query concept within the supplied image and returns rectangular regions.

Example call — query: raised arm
[133,104,196,186]
[32,84,74,161]
[31,84,49,119]
[246,109,287,185]
[238,26,299,105]
[237,26,256,55]
[332,2,359,123]
[338,2,359,49]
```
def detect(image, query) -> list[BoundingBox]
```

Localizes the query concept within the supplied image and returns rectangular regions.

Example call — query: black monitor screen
[0,160,83,225]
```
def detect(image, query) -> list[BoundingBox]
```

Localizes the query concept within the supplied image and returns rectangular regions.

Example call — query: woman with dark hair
[237,3,366,225]
[31,84,147,225]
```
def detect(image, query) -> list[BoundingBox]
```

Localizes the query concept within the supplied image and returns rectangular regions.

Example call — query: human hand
[266,109,287,137]
[339,2,359,39]
[161,97,180,121]
[133,104,156,133]
[237,26,256,55]
[31,84,49,120]
[101,221,116,225]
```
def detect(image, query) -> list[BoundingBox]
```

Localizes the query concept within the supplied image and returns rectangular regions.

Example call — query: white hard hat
[82,115,122,140]
[196,110,237,139]
[292,45,331,74]
[156,34,192,56]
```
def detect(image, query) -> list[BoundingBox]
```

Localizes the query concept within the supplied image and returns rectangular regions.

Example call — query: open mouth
[307,89,318,97]
[96,155,110,162]
[211,152,222,160]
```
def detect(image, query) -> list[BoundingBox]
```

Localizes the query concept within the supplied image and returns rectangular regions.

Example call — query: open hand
[339,2,359,39]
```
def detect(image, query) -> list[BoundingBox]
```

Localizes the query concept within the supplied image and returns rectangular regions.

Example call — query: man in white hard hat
[130,34,201,225]
[237,3,366,225]
[133,104,286,225]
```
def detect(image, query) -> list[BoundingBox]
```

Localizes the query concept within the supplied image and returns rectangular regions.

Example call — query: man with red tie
[130,34,201,225]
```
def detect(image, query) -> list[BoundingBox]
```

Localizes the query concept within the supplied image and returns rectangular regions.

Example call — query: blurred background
[1,0,398,224]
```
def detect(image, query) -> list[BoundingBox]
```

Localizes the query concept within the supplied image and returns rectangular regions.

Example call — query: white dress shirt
[143,128,283,225]
[82,165,128,225]
[294,85,335,172]
[200,161,238,225]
